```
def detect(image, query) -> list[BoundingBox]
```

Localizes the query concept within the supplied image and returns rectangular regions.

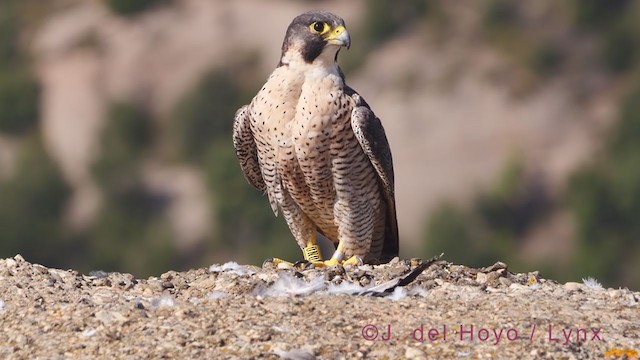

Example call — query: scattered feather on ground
[151,295,175,308]
[583,277,604,290]
[209,262,255,276]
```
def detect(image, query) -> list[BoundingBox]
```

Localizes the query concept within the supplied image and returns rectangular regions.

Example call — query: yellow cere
[332,25,345,36]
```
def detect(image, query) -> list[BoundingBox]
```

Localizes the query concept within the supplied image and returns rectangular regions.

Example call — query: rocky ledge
[0,255,638,359]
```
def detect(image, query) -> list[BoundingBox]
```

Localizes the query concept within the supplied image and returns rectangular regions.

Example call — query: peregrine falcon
[233,11,398,266]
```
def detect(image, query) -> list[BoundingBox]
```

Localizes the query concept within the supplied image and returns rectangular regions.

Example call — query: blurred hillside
[0,0,638,288]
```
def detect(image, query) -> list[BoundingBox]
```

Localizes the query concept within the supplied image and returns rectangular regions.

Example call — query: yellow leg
[322,242,344,266]
[302,233,323,263]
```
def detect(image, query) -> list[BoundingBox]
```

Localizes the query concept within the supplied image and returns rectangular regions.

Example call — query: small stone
[331,264,345,276]
[81,328,97,337]
[476,273,488,284]
[160,271,175,281]
[134,300,145,309]
[95,310,127,325]
[368,349,393,359]
[482,261,507,272]
[147,278,164,292]
[5,259,17,268]
[498,277,512,287]
[33,264,49,274]
[508,283,530,292]
[49,272,63,285]
[273,347,315,360]
[89,270,109,279]
[564,282,583,291]
[14,254,25,262]
[608,289,622,298]
[405,347,427,360]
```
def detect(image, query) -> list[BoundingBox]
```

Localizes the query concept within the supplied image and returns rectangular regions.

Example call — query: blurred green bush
[363,0,428,46]
[0,69,40,135]
[93,103,152,187]
[104,0,170,16]
[424,158,550,273]
[343,0,431,73]
[568,85,640,288]
[601,22,638,74]
[0,2,20,66]
[570,0,639,74]
[85,102,176,276]
[573,0,630,30]
[0,138,71,266]
[171,72,239,163]
[0,0,40,135]
[482,0,564,81]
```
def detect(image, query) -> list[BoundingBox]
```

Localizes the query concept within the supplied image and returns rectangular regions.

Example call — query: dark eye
[313,22,325,33]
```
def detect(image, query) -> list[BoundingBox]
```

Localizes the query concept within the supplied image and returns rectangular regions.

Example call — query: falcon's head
[279,11,351,66]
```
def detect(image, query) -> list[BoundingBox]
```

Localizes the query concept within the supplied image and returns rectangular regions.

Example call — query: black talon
[262,258,275,268]
[293,259,311,270]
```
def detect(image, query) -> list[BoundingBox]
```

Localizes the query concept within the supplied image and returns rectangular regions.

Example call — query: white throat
[281,45,342,78]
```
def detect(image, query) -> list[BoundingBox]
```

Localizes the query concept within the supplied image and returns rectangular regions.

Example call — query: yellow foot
[309,256,364,268]
[263,258,318,270]
[263,258,294,268]
[343,255,364,266]
[322,258,340,267]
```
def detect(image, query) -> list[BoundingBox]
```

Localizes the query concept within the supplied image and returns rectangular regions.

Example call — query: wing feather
[349,90,399,259]
[233,105,266,193]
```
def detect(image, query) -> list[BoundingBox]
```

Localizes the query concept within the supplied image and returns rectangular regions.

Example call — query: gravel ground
[0,254,638,359]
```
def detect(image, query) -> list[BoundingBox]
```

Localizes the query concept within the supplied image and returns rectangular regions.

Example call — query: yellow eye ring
[310,21,330,35]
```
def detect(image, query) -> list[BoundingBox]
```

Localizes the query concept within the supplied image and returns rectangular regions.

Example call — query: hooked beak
[325,25,351,49]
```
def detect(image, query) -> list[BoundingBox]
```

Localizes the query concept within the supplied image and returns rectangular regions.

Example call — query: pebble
[95,310,127,325]
[405,347,427,360]
[608,289,622,298]
[482,262,507,272]
[273,347,315,360]
[476,272,488,284]
[498,277,512,287]
[508,283,530,292]
[564,282,583,291]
